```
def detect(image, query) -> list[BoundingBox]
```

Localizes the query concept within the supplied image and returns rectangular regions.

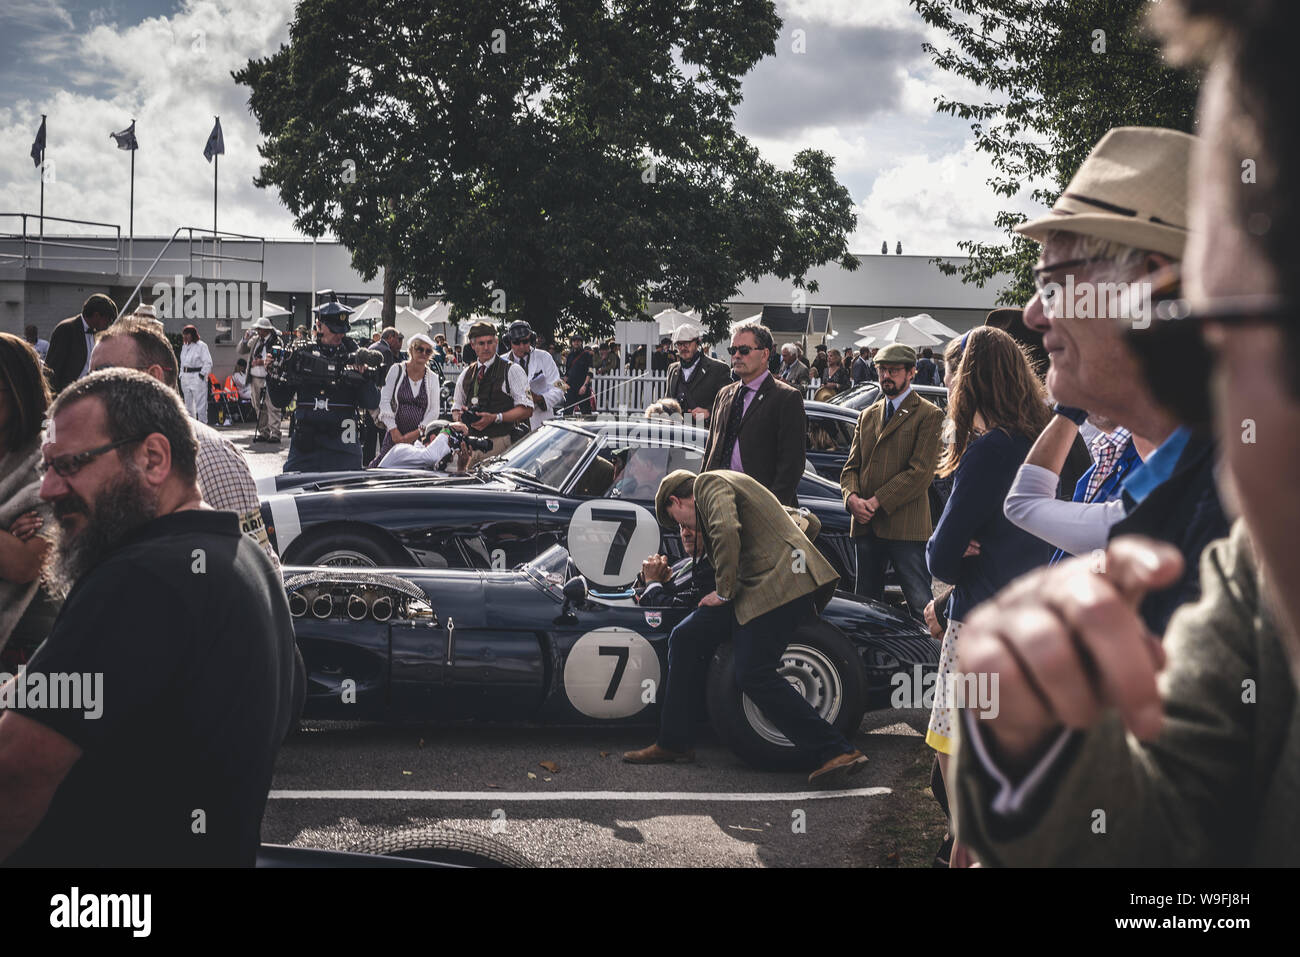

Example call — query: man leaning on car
[623,469,868,786]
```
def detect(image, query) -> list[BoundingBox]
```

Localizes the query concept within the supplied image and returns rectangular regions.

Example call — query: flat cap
[655,469,698,529]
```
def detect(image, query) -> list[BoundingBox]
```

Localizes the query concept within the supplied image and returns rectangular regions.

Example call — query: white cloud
[851,141,1040,255]
[0,0,298,241]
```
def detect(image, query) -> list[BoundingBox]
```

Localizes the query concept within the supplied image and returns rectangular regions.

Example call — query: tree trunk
[382,264,397,326]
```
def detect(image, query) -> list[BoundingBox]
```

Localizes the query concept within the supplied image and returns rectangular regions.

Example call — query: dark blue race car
[285,544,938,770]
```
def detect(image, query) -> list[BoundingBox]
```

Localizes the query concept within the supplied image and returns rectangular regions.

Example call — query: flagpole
[38,114,46,267]
[213,130,219,280]
[128,133,135,274]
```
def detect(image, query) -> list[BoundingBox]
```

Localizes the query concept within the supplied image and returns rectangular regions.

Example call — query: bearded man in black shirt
[0,369,299,866]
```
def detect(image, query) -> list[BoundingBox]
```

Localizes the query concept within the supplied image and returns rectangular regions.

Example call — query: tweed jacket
[952,520,1300,865]
[838,389,944,541]
[693,470,839,626]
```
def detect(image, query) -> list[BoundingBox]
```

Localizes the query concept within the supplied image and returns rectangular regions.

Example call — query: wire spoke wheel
[741,643,843,747]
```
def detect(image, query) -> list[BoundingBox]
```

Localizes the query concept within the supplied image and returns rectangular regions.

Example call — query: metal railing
[118,227,266,315]
[0,213,121,271]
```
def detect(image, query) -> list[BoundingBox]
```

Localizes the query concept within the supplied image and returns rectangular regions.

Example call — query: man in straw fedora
[1010,126,1228,635]
[948,94,1270,864]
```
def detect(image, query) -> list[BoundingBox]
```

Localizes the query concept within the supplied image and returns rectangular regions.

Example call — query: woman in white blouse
[372,333,440,466]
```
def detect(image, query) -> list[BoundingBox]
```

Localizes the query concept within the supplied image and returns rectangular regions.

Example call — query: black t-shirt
[7,510,298,867]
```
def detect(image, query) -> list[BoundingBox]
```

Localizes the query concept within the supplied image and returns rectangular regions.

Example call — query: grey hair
[49,368,198,482]
[1042,230,1166,282]
[780,342,798,357]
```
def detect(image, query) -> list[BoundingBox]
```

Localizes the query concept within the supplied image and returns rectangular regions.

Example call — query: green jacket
[952,519,1299,865]
[694,470,839,626]
[839,389,943,542]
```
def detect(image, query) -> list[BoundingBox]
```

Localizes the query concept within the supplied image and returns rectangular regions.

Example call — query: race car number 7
[567,501,661,587]
[590,508,638,576]
[598,645,629,700]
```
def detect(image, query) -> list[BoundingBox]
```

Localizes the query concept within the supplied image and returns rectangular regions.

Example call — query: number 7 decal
[598,645,630,700]
[590,508,638,576]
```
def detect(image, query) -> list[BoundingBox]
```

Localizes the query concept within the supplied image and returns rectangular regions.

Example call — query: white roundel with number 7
[568,500,661,587]
[563,628,661,719]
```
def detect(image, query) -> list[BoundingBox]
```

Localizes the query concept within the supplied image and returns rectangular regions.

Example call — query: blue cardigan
[927,428,1057,621]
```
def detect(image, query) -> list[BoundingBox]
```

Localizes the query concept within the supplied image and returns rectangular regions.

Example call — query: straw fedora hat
[1014,126,1196,259]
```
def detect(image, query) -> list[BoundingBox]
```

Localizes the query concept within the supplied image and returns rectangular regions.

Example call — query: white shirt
[885,383,913,413]
[378,361,441,432]
[378,431,455,470]
[1003,463,1128,557]
[180,340,213,378]
[79,318,95,378]
[506,346,564,430]
[231,371,252,401]
[451,354,533,416]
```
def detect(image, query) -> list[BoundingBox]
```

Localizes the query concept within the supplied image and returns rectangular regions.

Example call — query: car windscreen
[483,426,594,489]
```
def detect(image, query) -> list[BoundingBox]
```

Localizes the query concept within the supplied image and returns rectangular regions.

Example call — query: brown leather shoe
[622,743,696,764]
[808,749,868,786]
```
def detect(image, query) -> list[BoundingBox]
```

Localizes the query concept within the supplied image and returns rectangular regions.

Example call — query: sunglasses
[409,345,432,355]
[38,435,149,478]
[727,345,764,357]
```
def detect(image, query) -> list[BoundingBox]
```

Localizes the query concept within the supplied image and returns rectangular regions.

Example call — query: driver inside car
[634,524,715,607]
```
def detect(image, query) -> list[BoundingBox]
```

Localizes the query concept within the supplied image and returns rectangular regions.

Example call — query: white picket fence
[573,370,825,414]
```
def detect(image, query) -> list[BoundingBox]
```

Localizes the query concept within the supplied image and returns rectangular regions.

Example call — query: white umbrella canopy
[905,313,961,339]
[347,298,386,325]
[392,306,431,341]
[416,301,451,325]
[260,300,292,319]
[653,307,694,335]
[853,320,941,349]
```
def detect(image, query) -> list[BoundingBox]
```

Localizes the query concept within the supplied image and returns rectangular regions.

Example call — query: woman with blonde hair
[923,325,1056,865]
[372,332,441,466]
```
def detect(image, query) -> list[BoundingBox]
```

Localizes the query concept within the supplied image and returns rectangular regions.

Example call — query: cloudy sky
[0,0,1038,255]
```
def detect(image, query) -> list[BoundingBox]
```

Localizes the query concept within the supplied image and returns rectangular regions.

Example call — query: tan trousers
[459,433,513,471]
[250,374,281,439]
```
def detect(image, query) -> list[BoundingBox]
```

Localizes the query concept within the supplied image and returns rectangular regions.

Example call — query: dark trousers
[657,596,852,765]
[855,530,931,620]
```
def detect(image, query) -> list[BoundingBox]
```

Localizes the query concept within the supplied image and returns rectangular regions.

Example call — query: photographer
[267,293,382,473]
[450,321,533,468]
[376,419,492,471]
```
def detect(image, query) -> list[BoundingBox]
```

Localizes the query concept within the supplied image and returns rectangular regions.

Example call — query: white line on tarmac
[269,787,891,802]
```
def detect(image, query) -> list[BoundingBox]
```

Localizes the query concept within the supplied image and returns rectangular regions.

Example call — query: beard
[880,378,902,396]
[42,468,158,599]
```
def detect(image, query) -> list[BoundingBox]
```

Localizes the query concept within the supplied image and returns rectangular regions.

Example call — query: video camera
[269,342,385,390]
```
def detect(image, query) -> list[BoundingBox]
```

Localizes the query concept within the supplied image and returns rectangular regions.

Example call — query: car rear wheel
[286,528,410,568]
[705,623,867,771]
[348,828,532,868]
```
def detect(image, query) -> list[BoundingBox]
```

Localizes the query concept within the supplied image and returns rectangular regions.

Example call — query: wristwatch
[717,594,731,603]
[495,412,503,424]
[1052,403,1089,426]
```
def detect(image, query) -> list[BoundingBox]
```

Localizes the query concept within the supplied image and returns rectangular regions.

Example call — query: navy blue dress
[926,427,1056,621]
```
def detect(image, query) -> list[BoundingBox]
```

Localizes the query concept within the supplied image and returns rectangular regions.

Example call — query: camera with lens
[269,342,385,389]
[420,420,493,453]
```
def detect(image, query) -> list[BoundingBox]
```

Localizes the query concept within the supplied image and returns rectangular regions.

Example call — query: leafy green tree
[235,0,858,342]
[911,0,1200,305]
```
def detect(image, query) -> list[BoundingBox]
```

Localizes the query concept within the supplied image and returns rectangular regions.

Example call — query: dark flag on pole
[110,120,138,151]
[31,117,46,167]
[203,117,224,163]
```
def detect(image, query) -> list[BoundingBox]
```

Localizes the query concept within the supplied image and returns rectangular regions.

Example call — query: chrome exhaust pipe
[347,594,369,621]
[288,592,308,617]
[311,593,334,619]
[371,595,394,622]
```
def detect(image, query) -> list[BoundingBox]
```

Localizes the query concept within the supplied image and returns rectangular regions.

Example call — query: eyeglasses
[38,435,149,478]
[1032,257,1111,291]
[409,345,433,355]
[727,345,764,357]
